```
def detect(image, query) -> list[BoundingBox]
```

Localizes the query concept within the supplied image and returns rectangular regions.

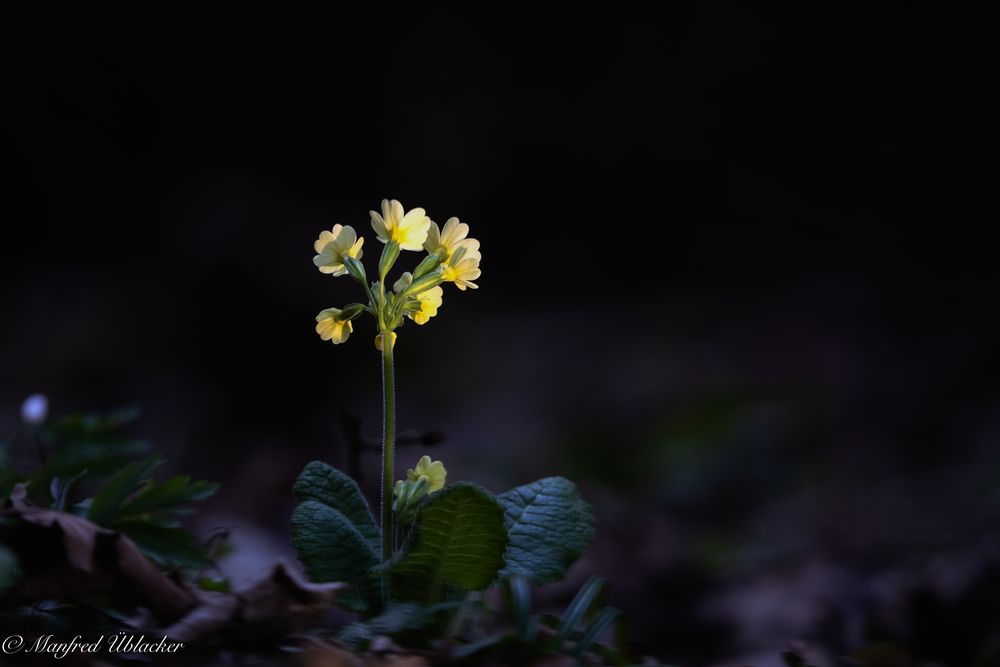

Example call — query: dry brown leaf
[378,656,430,667]
[369,635,400,654]
[300,638,367,667]
[161,590,241,643]
[2,483,198,620]
[530,657,577,667]
[164,561,347,643]
[2,487,347,647]
[300,643,430,667]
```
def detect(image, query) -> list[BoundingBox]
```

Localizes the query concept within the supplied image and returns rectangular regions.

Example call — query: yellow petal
[388,199,404,226]
[439,217,469,247]
[423,220,441,252]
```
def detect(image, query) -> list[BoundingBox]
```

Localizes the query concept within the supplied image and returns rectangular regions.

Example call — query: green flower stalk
[310,198,481,597]
[379,326,395,565]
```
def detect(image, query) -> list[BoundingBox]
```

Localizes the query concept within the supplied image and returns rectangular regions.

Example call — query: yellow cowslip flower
[313,224,364,276]
[393,272,443,325]
[441,245,481,290]
[406,455,446,493]
[410,287,443,325]
[370,199,431,251]
[423,217,480,262]
[315,308,352,344]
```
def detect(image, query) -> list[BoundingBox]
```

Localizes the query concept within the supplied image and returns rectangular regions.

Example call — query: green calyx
[401,270,444,298]
[378,241,401,280]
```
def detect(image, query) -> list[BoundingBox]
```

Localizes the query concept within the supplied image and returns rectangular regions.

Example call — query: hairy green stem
[380,331,396,600]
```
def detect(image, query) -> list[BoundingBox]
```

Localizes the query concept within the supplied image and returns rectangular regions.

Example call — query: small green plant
[1,399,219,582]
[292,200,598,627]
[458,576,629,665]
[330,576,633,665]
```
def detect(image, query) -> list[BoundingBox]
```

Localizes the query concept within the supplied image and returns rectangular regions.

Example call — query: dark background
[1,4,994,664]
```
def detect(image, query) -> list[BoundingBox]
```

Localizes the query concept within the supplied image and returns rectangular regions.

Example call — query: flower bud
[21,393,48,425]
[374,331,397,351]
[392,477,430,522]
[393,272,414,295]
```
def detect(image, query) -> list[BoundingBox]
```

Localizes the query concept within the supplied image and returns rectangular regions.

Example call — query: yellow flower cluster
[311,199,481,346]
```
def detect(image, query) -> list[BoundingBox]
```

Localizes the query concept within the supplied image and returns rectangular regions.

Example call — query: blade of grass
[572,606,620,658]
[553,576,604,651]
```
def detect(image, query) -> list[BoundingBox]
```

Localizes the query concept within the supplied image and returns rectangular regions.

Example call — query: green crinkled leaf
[291,499,380,612]
[290,462,382,612]
[384,482,507,603]
[293,461,380,553]
[498,476,594,584]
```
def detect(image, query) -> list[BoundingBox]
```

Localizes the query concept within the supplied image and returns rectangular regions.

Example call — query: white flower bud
[21,393,49,425]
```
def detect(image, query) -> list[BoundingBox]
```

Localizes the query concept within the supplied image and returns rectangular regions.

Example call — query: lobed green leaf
[113,520,213,569]
[119,475,219,517]
[87,454,162,525]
